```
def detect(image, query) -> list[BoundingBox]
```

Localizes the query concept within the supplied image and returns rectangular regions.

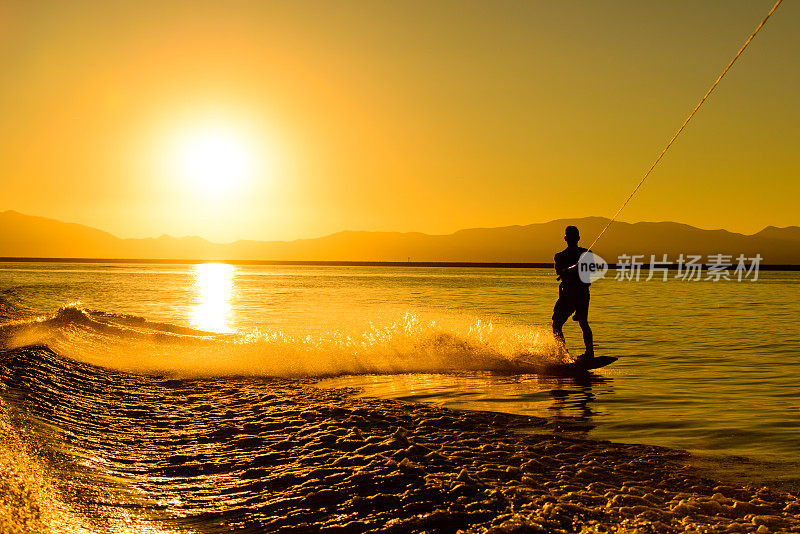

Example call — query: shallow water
[1,262,799,488]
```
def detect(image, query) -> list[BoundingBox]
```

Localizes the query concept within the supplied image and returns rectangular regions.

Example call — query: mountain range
[1,210,799,264]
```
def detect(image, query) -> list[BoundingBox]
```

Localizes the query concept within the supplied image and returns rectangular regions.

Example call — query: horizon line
[1,257,799,271]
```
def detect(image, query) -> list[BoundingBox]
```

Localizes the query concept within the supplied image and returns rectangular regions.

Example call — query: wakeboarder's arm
[554,248,586,280]
[554,253,566,280]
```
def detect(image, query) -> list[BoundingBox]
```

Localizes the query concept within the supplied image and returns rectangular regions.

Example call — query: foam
[2,303,562,378]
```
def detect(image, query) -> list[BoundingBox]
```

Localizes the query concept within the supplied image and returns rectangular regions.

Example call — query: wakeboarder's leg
[577,319,594,358]
[552,316,568,355]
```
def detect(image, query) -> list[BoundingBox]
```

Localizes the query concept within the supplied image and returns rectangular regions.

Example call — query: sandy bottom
[3,353,800,534]
[221,381,800,534]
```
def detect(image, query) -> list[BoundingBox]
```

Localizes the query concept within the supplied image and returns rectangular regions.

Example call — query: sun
[172,125,258,195]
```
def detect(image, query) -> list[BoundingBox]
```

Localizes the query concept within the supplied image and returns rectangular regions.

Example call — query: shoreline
[306,382,799,533]
[255,380,800,533]
[1,257,799,271]
[320,373,800,497]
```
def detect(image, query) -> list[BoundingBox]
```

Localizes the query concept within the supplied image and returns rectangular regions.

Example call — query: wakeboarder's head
[564,225,580,246]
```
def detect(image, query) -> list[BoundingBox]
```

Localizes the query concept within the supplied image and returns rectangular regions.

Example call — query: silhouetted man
[552,225,594,363]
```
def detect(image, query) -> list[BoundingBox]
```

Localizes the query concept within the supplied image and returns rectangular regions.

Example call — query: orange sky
[1,1,797,242]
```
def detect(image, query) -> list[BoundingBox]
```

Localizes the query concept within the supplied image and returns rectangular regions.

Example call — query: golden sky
[1,1,797,242]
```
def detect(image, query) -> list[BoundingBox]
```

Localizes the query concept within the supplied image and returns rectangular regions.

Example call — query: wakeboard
[493,355,617,376]
[548,355,618,374]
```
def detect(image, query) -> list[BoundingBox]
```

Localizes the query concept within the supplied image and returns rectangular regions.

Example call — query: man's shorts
[552,285,590,325]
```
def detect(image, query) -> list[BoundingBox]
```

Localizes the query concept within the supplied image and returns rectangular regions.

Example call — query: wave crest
[2,303,562,378]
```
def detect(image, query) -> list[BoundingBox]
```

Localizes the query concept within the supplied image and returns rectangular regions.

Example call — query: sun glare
[191,263,235,332]
[173,125,258,195]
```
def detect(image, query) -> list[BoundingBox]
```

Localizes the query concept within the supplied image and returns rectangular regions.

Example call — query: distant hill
[1,210,799,264]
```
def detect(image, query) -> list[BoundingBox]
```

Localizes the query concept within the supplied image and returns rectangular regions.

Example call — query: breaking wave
[1,296,563,379]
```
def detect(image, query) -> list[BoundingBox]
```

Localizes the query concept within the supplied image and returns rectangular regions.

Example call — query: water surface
[2,262,798,486]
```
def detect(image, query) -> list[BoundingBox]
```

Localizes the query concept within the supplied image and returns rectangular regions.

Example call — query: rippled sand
[2,347,800,533]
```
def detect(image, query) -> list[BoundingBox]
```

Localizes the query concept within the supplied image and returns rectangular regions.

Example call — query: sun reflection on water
[191,263,235,332]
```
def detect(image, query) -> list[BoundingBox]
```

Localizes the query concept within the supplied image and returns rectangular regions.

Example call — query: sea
[1,262,798,529]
